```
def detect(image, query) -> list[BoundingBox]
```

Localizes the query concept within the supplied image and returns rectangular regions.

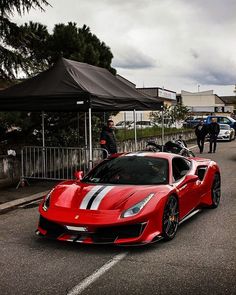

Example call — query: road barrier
[17,146,108,187]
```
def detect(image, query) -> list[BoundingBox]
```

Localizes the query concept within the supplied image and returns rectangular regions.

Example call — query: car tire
[210,173,221,208]
[162,195,179,241]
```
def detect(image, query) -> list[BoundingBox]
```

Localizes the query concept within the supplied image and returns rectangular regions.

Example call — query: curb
[0,190,48,214]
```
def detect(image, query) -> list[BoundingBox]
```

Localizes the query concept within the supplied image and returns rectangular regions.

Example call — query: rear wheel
[210,173,221,208]
[162,195,179,241]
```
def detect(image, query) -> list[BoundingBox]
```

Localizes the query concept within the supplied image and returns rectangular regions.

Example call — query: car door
[172,157,200,218]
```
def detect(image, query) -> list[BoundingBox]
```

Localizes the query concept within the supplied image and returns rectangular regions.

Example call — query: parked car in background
[217,124,235,141]
[115,121,133,130]
[183,116,207,128]
[128,120,155,129]
[205,115,236,131]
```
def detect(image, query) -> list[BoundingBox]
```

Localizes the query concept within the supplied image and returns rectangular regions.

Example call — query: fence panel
[20,146,107,182]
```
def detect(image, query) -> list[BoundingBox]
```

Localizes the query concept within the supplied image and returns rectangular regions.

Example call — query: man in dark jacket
[208,118,220,153]
[195,120,208,153]
[100,120,117,158]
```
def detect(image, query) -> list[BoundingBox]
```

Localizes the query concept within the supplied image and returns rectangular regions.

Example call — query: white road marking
[67,252,128,295]
[189,142,209,150]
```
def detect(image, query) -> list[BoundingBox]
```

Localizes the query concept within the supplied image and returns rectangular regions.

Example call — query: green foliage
[0,2,117,150]
[150,104,190,128]
[115,126,192,142]
[0,0,50,79]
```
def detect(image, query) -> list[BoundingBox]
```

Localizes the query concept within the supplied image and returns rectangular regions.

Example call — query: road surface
[0,140,236,295]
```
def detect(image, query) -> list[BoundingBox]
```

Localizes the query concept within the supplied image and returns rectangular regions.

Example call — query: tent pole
[77,112,80,146]
[133,109,137,151]
[41,111,46,178]
[88,108,93,170]
[42,111,45,148]
[161,106,164,151]
[84,112,88,148]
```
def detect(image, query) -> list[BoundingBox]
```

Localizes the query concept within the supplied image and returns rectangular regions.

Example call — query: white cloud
[11,0,236,95]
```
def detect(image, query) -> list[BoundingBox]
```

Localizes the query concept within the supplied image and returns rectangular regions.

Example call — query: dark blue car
[205,116,236,131]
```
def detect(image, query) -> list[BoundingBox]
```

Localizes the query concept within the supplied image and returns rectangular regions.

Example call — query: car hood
[48,181,168,211]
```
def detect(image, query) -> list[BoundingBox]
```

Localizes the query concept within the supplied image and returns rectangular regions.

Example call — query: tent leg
[88,108,93,171]
[84,112,88,148]
[133,109,137,151]
[161,106,164,151]
[42,111,46,178]
[77,112,80,146]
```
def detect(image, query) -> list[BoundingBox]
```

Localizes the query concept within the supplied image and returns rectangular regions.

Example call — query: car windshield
[220,125,230,130]
[82,156,169,185]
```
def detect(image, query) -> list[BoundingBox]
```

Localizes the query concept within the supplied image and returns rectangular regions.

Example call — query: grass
[115,127,193,141]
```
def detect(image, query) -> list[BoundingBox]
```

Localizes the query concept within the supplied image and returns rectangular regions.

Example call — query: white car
[217,124,235,141]
[115,121,133,130]
[128,120,155,129]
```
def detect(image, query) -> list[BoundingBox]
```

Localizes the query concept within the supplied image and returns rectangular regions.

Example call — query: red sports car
[36,152,221,245]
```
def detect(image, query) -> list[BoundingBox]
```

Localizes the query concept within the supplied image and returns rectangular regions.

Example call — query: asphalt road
[0,140,236,295]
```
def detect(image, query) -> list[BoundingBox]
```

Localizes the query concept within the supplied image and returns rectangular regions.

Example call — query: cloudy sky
[13,0,236,95]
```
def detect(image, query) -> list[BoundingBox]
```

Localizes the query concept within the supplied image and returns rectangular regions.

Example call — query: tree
[0,0,50,79]
[0,6,117,149]
[150,104,190,128]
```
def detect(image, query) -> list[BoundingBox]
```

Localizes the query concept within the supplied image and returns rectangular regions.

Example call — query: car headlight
[121,193,155,218]
[225,131,230,135]
[42,190,53,211]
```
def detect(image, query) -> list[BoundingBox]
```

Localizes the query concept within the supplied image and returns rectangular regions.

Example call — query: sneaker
[208,151,212,153]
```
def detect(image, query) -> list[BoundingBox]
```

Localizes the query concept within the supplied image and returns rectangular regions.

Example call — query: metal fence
[18,146,108,185]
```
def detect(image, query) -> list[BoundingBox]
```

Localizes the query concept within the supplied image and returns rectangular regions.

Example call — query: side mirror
[74,170,84,181]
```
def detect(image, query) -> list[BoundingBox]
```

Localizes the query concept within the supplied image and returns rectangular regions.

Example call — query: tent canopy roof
[0,58,163,111]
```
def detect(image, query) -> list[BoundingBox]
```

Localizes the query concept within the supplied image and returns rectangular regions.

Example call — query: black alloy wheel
[162,195,179,241]
[210,173,221,208]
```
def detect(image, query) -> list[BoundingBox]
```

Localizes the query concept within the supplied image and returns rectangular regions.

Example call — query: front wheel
[162,195,179,241]
[210,173,221,208]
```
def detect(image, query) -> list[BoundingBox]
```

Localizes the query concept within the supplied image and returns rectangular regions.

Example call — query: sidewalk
[0,180,59,214]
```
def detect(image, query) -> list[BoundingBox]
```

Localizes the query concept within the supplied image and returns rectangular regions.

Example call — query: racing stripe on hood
[89,186,114,210]
[79,185,104,209]
[86,186,106,209]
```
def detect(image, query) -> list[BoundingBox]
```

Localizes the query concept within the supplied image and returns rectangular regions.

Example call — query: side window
[218,117,230,124]
[172,157,191,182]
[196,166,207,181]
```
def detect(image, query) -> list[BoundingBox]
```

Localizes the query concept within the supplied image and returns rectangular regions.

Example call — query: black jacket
[100,126,117,154]
[195,124,208,138]
[208,122,220,136]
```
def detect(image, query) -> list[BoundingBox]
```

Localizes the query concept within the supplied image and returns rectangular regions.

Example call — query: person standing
[100,119,117,158]
[208,118,220,153]
[195,120,208,153]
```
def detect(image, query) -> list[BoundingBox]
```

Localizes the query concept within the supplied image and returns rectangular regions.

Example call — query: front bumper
[36,215,150,244]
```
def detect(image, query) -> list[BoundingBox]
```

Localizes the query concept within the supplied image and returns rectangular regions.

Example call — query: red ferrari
[36,152,221,245]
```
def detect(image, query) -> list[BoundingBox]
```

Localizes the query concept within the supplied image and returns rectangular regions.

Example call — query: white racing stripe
[79,185,103,209]
[67,252,128,295]
[90,186,114,210]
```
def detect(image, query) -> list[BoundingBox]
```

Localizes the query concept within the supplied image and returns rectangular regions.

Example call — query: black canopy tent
[0,58,162,111]
[0,58,163,167]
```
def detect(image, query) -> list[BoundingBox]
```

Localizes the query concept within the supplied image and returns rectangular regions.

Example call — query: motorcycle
[145,138,195,157]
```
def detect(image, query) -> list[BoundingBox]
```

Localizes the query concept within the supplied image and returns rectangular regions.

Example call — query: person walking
[195,120,208,153]
[100,119,117,158]
[208,118,220,153]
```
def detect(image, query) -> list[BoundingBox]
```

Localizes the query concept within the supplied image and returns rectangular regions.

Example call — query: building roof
[220,96,236,105]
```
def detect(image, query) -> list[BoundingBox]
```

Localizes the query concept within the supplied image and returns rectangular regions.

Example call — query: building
[180,90,234,115]
[220,96,236,115]
[137,87,176,107]
[111,84,176,124]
